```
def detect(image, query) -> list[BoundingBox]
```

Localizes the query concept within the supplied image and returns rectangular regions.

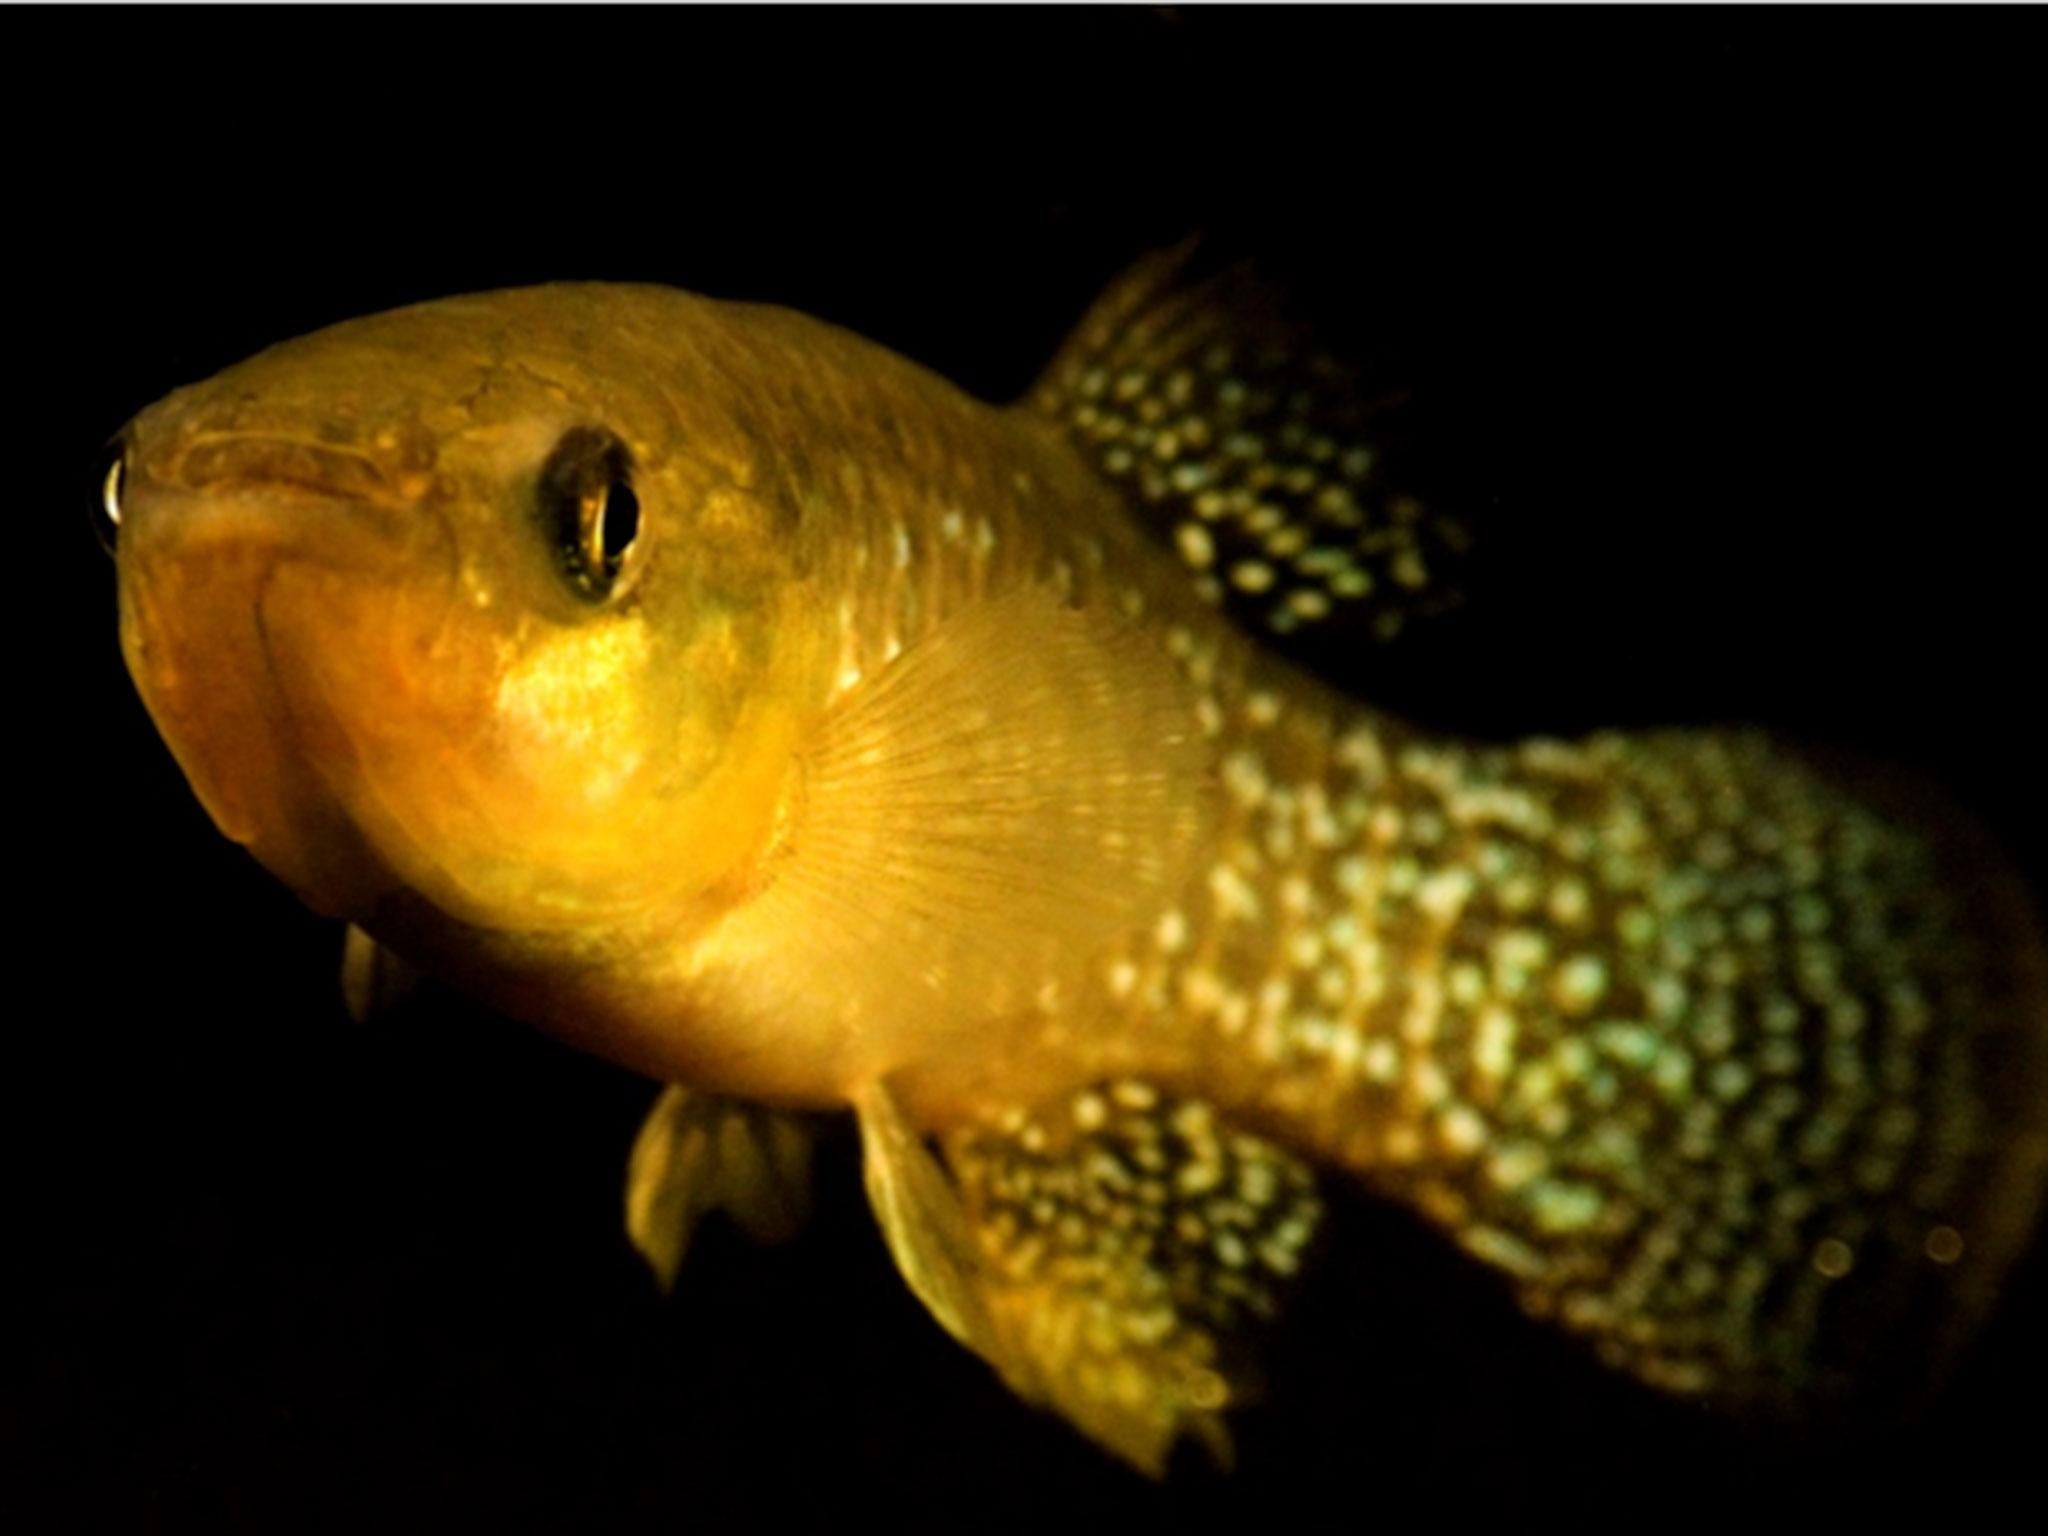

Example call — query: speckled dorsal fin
[1027,241,1469,645]
[736,582,1216,1053]
[623,1085,814,1291]
[853,1077,1322,1476]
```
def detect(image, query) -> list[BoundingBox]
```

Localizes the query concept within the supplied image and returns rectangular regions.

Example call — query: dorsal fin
[1025,241,1471,647]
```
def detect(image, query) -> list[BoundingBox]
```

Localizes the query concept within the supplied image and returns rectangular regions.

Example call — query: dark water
[16,10,2045,1530]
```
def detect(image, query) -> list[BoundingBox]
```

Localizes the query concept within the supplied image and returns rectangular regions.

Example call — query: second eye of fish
[539,426,641,600]
[92,438,128,554]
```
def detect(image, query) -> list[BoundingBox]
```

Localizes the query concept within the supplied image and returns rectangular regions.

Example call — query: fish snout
[154,415,445,510]
[97,397,444,553]
[177,435,400,502]
[107,421,452,577]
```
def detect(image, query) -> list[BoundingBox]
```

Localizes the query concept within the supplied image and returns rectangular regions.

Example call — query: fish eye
[538,426,641,601]
[92,437,127,555]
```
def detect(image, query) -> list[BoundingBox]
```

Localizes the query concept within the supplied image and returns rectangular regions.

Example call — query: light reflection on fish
[99,249,2048,1473]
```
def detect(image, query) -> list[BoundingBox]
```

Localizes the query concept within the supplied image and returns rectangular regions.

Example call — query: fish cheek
[367,600,744,930]
[240,561,504,917]
[354,495,801,931]
[315,615,670,928]
[484,615,679,865]
[117,548,394,916]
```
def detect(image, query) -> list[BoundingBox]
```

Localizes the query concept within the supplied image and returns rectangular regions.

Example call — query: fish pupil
[539,426,638,600]
[595,479,640,572]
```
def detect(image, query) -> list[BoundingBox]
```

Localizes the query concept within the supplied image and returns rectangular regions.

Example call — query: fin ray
[625,1085,814,1291]
[1028,241,1469,647]
[339,923,421,1023]
[723,583,1216,1065]
[856,1076,1322,1476]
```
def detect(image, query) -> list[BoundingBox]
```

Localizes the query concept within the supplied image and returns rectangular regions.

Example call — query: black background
[12,8,2046,1531]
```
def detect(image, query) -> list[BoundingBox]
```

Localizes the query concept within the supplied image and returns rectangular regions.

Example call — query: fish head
[107,286,813,942]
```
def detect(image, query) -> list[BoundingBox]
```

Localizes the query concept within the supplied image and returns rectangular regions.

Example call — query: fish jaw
[115,473,433,919]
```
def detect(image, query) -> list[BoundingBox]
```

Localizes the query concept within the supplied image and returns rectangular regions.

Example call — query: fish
[99,245,2048,1475]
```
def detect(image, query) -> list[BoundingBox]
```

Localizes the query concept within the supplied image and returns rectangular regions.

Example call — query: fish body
[106,262,2048,1471]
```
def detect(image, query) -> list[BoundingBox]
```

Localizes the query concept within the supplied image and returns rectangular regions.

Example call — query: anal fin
[855,1078,1323,1476]
[625,1085,814,1291]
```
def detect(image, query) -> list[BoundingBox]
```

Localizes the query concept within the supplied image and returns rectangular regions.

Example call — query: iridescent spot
[1530,1180,1604,1234]
[1229,559,1276,593]
[1812,1237,1855,1279]
[1925,1225,1965,1264]
[1554,954,1609,1013]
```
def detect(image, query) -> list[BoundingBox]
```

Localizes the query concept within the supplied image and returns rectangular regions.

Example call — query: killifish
[99,248,2048,1474]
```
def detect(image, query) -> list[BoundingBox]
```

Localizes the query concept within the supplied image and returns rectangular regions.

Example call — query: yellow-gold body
[107,265,2048,1472]
[117,284,1181,1114]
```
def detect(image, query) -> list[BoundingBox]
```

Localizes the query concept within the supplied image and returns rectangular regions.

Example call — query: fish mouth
[115,470,449,918]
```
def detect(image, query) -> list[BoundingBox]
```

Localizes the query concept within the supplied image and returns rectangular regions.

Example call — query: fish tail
[1892,776,2048,1383]
[1276,725,2048,1409]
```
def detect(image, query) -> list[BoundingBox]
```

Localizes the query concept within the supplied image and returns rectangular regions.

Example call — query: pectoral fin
[854,1078,1323,1476]
[625,1085,814,1291]
[339,923,421,1022]
[730,582,1218,1056]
